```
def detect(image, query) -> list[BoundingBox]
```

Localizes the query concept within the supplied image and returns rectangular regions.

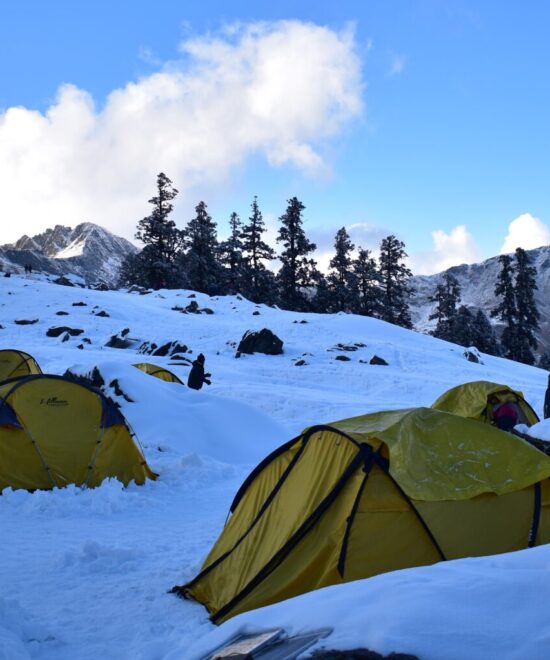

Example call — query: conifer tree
[276,197,318,311]
[429,273,461,340]
[451,305,475,347]
[182,201,221,294]
[327,227,356,312]
[352,247,380,316]
[311,272,332,313]
[378,235,413,328]
[538,353,550,370]
[219,212,245,294]
[241,196,276,302]
[513,247,539,365]
[491,254,518,360]
[120,172,184,289]
[471,309,500,356]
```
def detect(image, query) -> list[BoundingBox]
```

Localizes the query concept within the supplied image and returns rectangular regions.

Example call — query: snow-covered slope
[0,223,137,286]
[411,245,550,354]
[1,273,550,659]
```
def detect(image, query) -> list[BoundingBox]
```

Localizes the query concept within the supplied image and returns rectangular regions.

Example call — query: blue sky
[1,0,549,273]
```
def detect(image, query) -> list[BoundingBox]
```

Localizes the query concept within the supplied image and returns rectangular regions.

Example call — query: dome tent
[0,349,41,382]
[0,374,156,491]
[432,380,539,427]
[133,362,184,385]
[175,407,550,623]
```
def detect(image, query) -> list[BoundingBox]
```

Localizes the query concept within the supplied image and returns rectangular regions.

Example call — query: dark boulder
[335,355,351,361]
[56,311,69,316]
[312,647,419,659]
[72,301,87,307]
[53,276,74,287]
[370,355,388,366]
[15,319,39,325]
[138,340,188,357]
[105,328,136,349]
[464,349,481,364]
[46,326,84,338]
[63,366,105,390]
[94,310,110,317]
[237,329,284,355]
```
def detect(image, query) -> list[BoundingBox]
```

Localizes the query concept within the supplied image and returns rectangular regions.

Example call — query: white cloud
[388,53,406,76]
[500,213,550,254]
[410,225,481,275]
[0,21,363,244]
[310,221,388,273]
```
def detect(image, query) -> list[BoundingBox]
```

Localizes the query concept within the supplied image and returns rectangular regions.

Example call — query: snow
[1,272,550,658]
[523,419,550,442]
[186,546,550,660]
[55,240,85,259]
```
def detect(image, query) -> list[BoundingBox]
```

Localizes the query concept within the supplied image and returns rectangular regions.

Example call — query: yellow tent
[432,380,539,426]
[133,362,184,385]
[0,374,156,491]
[0,349,41,382]
[175,407,550,623]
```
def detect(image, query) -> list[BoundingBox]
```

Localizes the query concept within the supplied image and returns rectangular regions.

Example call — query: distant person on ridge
[187,353,212,391]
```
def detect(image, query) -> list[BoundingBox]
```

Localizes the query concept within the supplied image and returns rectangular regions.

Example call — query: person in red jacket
[187,354,212,390]
[493,402,519,432]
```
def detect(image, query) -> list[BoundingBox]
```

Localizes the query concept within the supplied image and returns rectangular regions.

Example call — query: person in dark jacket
[544,374,550,419]
[187,353,211,390]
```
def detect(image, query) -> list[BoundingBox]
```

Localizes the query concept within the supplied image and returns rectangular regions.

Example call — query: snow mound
[66,360,290,466]
[187,545,550,660]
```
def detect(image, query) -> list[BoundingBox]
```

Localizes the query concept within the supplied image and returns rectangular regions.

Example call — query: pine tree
[241,196,276,302]
[182,201,221,294]
[538,353,550,370]
[352,247,380,316]
[120,172,184,289]
[451,305,475,347]
[378,235,413,328]
[471,309,500,356]
[429,273,461,341]
[513,247,539,365]
[136,173,181,261]
[311,272,332,313]
[276,197,318,311]
[491,254,517,359]
[327,227,356,312]
[219,212,245,294]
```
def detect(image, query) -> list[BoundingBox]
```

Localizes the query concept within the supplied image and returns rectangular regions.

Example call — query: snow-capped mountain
[410,245,550,355]
[0,223,138,287]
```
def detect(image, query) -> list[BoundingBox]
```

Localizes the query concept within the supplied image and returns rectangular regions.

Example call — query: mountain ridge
[0,222,137,287]
[410,244,550,355]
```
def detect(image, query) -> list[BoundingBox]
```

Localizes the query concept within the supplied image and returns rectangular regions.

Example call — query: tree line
[121,172,543,366]
[429,248,542,365]
[120,173,414,326]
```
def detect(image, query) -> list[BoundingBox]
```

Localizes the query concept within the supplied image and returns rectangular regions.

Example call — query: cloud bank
[500,213,550,254]
[410,224,481,275]
[0,21,362,244]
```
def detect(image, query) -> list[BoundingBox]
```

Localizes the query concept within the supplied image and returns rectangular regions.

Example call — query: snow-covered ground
[1,272,549,659]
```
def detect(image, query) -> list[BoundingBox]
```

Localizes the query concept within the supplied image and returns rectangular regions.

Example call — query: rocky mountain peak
[0,223,138,286]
